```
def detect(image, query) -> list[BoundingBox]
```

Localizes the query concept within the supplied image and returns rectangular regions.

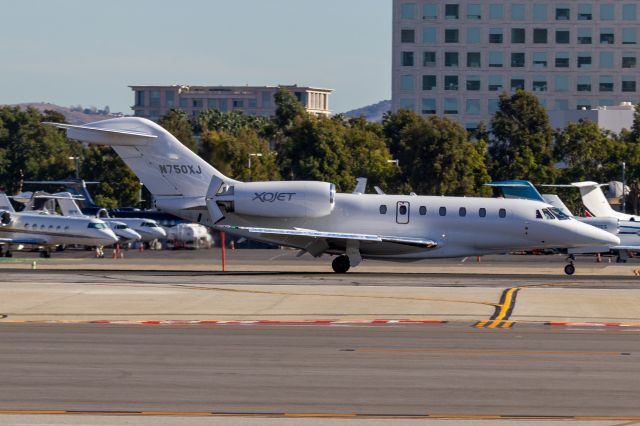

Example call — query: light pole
[68,156,80,179]
[622,161,626,213]
[248,153,263,181]
[387,159,399,167]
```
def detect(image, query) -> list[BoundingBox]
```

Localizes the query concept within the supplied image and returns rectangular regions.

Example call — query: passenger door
[396,201,410,224]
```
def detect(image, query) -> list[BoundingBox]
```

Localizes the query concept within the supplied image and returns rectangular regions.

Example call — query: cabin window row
[380,205,507,218]
[24,223,70,230]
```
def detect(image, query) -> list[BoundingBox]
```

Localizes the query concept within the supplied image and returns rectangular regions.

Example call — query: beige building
[392,0,640,130]
[130,85,333,121]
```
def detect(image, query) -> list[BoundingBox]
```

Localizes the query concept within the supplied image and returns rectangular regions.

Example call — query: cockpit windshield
[549,207,570,220]
[142,222,158,227]
[541,208,556,220]
[88,222,107,229]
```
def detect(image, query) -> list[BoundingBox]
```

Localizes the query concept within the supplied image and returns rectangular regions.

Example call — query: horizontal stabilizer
[45,122,157,146]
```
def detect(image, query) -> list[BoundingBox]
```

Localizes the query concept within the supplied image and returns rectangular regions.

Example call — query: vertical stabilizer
[46,118,238,200]
[572,181,618,217]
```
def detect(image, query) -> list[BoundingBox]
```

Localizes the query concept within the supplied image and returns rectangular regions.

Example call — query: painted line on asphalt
[0,410,639,420]
[351,348,629,357]
[475,287,519,329]
[0,319,448,326]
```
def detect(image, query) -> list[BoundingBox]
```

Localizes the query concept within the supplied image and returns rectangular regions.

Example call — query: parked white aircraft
[48,118,619,274]
[487,180,640,263]
[566,181,640,222]
[0,193,118,257]
[29,192,165,243]
[14,191,142,243]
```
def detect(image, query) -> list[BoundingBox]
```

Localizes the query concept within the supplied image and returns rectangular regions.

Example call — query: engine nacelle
[220,181,335,218]
[0,210,11,226]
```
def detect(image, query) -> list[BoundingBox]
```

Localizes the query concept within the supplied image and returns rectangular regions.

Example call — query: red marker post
[220,231,226,272]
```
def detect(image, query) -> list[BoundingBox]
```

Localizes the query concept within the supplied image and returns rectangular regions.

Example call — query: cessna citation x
[0,193,118,257]
[48,118,619,273]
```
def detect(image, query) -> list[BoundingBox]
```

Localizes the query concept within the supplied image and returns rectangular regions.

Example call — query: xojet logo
[253,192,296,202]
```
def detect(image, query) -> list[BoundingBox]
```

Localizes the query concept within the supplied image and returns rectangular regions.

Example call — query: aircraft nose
[572,220,620,246]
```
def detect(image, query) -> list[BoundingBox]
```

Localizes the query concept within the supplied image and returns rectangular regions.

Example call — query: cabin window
[439,207,447,216]
[399,205,408,215]
[40,224,45,229]
[64,226,69,230]
[459,207,467,217]
[479,208,486,217]
[379,205,387,214]
[24,223,29,228]
[499,208,507,218]
[49,225,53,229]
[419,206,427,215]
[57,226,61,230]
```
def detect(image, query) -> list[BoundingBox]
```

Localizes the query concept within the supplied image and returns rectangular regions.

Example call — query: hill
[343,100,390,122]
[2,103,123,124]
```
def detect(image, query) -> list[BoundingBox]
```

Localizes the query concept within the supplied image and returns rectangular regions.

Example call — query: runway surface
[1,252,640,424]
[1,323,639,419]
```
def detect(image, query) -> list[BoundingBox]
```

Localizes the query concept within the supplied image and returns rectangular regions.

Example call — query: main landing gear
[564,255,575,275]
[39,249,51,258]
[332,255,351,273]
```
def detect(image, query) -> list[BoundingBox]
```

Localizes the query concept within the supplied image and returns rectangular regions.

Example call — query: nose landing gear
[564,255,575,275]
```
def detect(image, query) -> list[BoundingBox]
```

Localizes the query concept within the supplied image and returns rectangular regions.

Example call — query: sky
[0,0,391,115]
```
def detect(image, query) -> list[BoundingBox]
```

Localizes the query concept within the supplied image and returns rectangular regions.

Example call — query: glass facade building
[392,1,640,130]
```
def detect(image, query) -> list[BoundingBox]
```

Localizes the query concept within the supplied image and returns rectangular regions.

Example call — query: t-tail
[570,181,618,217]
[46,117,238,223]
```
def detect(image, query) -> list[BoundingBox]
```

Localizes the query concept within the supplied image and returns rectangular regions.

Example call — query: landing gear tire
[564,263,575,275]
[5,251,12,258]
[39,250,51,259]
[332,255,351,273]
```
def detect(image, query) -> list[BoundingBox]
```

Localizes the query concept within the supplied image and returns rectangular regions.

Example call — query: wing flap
[217,225,438,249]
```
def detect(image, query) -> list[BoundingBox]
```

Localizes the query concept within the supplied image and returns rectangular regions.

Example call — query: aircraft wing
[216,225,438,249]
[0,237,48,245]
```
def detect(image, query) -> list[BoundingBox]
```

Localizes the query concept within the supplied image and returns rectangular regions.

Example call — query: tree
[0,107,77,194]
[277,115,353,191]
[489,90,556,183]
[554,120,625,183]
[198,128,279,182]
[400,116,491,196]
[80,145,141,208]
[273,88,306,132]
[343,117,394,191]
[158,109,197,151]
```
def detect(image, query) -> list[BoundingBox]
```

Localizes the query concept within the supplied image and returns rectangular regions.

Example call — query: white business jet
[487,180,640,264]
[48,118,619,274]
[0,193,118,257]
[14,191,142,243]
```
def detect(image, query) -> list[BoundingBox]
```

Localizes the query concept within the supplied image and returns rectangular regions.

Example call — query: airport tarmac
[1,249,639,424]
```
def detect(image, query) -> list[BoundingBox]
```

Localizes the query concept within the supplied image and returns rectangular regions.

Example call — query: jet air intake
[213,181,336,218]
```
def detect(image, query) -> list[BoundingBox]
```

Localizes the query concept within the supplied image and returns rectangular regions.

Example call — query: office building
[392,1,640,130]
[131,85,333,121]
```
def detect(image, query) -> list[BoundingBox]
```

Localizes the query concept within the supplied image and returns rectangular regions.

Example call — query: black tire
[5,251,12,258]
[332,255,351,273]
[564,263,575,275]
